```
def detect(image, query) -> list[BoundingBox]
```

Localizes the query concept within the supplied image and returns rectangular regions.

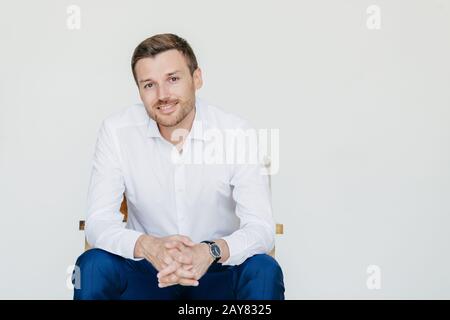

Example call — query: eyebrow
[139,70,181,83]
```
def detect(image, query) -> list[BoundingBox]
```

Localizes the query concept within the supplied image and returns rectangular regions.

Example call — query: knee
[72,249,124,300]
[235,254,285,299]
[241,254,284,281]
[75,248,119,272]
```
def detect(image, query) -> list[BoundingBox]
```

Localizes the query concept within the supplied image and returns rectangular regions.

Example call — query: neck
[158,106,196,149]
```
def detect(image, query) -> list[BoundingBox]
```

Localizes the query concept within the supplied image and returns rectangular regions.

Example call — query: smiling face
[134,49,203,128]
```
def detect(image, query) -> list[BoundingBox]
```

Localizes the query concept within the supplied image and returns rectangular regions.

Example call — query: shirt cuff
[220,234,245,266]
[120,229,145,260]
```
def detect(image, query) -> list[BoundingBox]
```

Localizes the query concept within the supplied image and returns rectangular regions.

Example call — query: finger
[158,264,178,279]
[178,277,199,287]
[159,273,179,284]
[174,252,193,265]
[178,249,194,264]
[167,246,193,265]
[162,255,174,266]
[157,262,179,279]
[167,249,188,265]
[179,256,192,264]
[165,241,184,250]
[166,248,180,258]
[172,235,196,247]
[158,281,177,288]
[167,248,183,261]
[175,267,195,279]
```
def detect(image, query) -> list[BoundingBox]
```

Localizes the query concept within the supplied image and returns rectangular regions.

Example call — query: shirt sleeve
[220,129,276,266]
[85,120,143,259]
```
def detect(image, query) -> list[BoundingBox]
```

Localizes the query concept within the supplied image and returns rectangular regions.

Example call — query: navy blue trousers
[73,248,285,300]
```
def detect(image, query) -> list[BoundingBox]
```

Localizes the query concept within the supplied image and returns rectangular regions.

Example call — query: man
[73,33,285,300]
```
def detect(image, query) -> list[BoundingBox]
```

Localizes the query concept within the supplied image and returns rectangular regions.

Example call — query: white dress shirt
[85,97,275,265]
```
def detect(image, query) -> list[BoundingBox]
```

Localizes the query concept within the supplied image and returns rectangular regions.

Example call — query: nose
[157,83,170,101]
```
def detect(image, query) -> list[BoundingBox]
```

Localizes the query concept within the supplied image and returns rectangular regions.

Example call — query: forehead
[134,49,189,79]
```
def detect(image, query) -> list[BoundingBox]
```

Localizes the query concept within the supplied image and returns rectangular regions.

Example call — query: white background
[0,0,449,299]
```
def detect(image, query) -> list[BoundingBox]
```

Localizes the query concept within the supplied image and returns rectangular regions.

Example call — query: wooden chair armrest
[275,223,284,235]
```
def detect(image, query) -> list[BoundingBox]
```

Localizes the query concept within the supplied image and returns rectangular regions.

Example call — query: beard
[148,95,195,128]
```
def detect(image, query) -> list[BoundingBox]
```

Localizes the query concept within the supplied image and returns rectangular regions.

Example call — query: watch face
[211,244,221,258]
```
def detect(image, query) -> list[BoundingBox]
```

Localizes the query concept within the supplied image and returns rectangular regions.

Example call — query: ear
[192,68,203,90]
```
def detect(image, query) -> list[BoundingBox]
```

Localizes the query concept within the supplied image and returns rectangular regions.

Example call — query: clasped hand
[136,235,214,288]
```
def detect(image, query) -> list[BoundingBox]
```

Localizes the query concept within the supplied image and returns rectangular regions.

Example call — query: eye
[169,76,179,83]
[143,83,153,89]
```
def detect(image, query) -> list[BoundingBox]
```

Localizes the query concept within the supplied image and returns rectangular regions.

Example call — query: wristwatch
[201,240,221,263]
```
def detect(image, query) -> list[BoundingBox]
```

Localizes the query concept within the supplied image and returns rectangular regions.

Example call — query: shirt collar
[146,97,207,141]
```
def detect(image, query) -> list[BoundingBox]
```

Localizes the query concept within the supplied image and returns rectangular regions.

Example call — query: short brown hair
[131,33,198,85]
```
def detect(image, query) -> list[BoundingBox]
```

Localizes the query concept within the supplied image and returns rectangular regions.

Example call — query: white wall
[1,0,449,299]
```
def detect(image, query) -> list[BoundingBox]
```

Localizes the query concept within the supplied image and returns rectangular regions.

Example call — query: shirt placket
[173,141,189,235]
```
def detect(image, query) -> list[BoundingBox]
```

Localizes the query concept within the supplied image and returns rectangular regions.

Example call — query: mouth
[157,102,178,115]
